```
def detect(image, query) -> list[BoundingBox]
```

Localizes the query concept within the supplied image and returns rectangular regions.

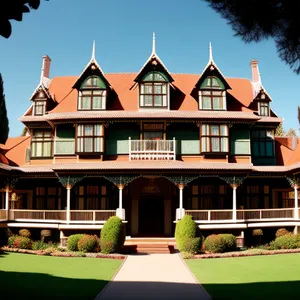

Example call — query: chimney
[251,59,259,82]
[41,55,51,79]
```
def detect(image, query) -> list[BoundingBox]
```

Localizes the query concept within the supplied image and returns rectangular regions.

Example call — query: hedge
[67,234,85,251]
[13,236,32,249]
[78,235,99,253]
[100,216,125,254]
[269,233,300,250]
[204,234,237,253]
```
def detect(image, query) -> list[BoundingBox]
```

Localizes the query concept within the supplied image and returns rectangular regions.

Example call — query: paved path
[97,253,210,300]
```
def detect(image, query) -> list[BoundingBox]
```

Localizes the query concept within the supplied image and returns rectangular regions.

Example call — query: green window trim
[141,71,169,82]
[80,76,106,89]
[200,76,225,90]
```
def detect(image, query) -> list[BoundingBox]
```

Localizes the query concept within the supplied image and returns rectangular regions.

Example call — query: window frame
[78,76,107,111]
[139,72,169,109]
[200,124,229,154]
[251,129,275,157]
[76,124,104,154]
[258,101,270,116]
[33,101,46,116]
[31,130,53,159]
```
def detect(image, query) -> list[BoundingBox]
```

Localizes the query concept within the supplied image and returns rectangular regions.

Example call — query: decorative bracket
[286,176,300,188]
[164,175,199,187]
[55,174,86,189]
[219,176,247,189]
[104,175,139,189]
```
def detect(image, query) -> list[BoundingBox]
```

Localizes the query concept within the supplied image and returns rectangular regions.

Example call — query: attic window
[78,76,106,110]
[199,76,226,111]
[258,102,269,116]
[33,101,46,116]
[139,71,169,109]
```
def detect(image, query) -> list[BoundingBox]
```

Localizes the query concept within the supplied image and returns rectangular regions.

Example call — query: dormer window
[199,76,226,110]
[139,72,169,109]
[258,101,269,116]
[78,76,106,110]
[33,101,46,116]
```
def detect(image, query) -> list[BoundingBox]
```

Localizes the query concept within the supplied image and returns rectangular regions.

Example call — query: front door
[139,195,164,236]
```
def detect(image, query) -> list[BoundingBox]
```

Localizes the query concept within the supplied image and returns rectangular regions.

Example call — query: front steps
[123,237,177,254]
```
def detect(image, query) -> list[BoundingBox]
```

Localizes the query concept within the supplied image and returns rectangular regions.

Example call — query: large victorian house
[0,36,299,245]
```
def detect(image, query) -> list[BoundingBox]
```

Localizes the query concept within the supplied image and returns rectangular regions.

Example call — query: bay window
[201,124,229,153]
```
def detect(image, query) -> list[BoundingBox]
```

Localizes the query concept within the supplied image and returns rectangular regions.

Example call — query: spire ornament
[152,32,156,54]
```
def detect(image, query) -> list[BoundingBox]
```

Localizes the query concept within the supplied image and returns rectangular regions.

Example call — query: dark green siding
[230,127,250,155]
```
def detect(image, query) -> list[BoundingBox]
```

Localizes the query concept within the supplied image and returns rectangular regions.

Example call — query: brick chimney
[41,55,51,79]
[250,59,259,82]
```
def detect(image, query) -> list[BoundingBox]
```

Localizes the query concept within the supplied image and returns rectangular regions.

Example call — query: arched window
[78,76,106,110]
[199,76,226,110]
[139,71,169,108]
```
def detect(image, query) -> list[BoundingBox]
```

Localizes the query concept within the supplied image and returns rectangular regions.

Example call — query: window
[251,130,274,157]
[246,185,269,209]
[75,185,108,210]
[31,131,52,158]
[201,124,228,153]
[142,123,164,140]
[199,76,226,110]
[139,72,169,108]
[33,101,46,116]
[76,124,103,153]
[35,187,61,209]
[78,76,106,110]
[258,102,269,116]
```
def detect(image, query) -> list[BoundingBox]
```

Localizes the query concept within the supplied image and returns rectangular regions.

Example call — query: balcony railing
[129,138,176,160]
[185,208,295,223]
[54,139,75,155]
[8,209,116,223]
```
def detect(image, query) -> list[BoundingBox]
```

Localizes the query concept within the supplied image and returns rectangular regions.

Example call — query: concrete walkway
[96,253,210,300]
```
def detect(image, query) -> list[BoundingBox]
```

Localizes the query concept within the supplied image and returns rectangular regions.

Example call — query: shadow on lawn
[202,281,300,300]
[0,270,109,300]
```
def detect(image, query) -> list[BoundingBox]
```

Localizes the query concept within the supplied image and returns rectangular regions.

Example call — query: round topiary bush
[221,234,237,251]
[252,229,263,236]
[78,235,99,253]
[19,229,31,238]
[175,215,200,253]
[100,216,125,254]
[275,228,290,238]
[41,229,52,242]
[179,237,201,254]
[13,236,32,249]
[67,234,85,251]
[204,234,226,253]
[269,233,300,250]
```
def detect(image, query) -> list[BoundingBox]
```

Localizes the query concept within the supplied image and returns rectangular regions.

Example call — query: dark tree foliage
[205,1,300,73]
[0,0,48,38]
[0,74,9,144]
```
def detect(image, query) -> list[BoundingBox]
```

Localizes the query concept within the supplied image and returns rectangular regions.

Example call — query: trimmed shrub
[67,234,85,251]
[175,215,200,253]
[78,235,99,253]
[222,234,237,251]
[8,235,18,248]
[13,236,32,249]
[100,216,124,254]
[204,234,237,253]
[276,228,290,238]
[179,237,201,254]
[32,240,49,250]
[269,233,300,250]
[19,229,31,238]
[40,229,52,242]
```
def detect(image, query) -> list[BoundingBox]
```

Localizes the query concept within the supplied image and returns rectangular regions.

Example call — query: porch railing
[185,208,295,223]
[0,209,7,221]
[129,138,176,160]
[8,209,116,223]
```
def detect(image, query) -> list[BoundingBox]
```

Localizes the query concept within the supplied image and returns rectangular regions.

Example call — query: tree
[0,0,47,39]
[287,128,297,137]
[205,1,300,73]
[0,74,9,144]
[275,123,285,137]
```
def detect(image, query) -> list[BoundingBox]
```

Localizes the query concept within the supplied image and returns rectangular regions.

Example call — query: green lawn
[186,254,300,300]
[0,252,122,299]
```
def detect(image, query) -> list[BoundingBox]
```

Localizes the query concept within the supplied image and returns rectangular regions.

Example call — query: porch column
[294,185,299,219]
[66,184,71,224]
[232,185,237,222]
[5,186,9,220]
[176,184,185,220]
[116,184,125,220]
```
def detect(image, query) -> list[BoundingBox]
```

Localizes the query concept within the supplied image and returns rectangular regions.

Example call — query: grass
[186,253,300,300]
[0,252,123,299]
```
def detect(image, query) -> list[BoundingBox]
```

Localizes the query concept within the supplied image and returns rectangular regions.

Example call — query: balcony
[129,138,176,160]
[7,209,116,224]
[185,208,296,223]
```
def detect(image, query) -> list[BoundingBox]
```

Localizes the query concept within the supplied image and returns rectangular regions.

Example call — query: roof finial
[209,42,213,62]
[152,32,156,54]
[92,40,96,60]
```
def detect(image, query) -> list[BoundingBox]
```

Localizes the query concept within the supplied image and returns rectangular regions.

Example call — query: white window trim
[198,90,226,111]
[257,101,270,117]
[78,90,107,111]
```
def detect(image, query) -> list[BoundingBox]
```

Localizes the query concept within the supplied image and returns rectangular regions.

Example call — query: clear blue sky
[0,0,299,137]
